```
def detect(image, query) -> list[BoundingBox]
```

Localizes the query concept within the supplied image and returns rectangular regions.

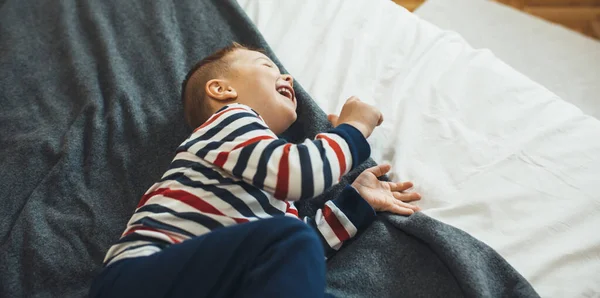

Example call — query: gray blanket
[0,0,538,297]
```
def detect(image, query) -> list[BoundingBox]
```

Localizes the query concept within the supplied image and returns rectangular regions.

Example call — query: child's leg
[90,216,327,298]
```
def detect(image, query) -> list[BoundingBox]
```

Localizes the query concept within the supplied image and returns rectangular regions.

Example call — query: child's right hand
[327,96,383,138]
[352,164,421,215]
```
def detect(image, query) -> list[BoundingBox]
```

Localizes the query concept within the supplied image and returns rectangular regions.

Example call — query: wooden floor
[392,0,600,40]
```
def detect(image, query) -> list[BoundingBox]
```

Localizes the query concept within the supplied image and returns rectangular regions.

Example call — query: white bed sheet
[238,0,600,297]
[415,0,600,120]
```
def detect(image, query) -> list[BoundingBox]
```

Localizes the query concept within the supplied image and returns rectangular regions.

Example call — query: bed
[1,0,598,297]
[238,0,600,297]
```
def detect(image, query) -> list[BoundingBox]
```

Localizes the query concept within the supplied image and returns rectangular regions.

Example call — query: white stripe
[218,183,272,218]
[219,124,275,153]
[185,107,244,142]
[187,114,261,156]
[151,178,245,218]
[204,127,272,164]
[143,182,163,196]
[221,130,276,172]
[171,153,241,183]
[127,210,212,236]
[134,229,176,243]
[162,169,273,219]
[143,194,238,226]
[314,209,342,250]
[106,245,161,266]
[269,190,288,212]
[286,145,303,200]
[243,139,269,182]
[103,240,151,263]
[325,201,358,238]
[323,132,353,172]
[261,142,285,194]
[204,109,267,142]
[305,140,326,197]
[189,104,255,136]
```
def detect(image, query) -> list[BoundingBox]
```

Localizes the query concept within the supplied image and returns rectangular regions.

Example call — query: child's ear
[206,79,237,101]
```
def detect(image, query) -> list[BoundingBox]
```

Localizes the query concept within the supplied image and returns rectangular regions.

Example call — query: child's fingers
[393,191,421,202]
[388,181,414,192]
[395,200,421,212]
[366,163,391,177]
[327,114,339,127]
[387,203,415,216]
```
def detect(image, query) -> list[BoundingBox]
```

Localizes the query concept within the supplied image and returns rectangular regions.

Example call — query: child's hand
[327,96,383,138]
[352,164,421,215]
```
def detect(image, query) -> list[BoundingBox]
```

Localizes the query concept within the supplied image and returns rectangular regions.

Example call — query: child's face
[226,49,297,134]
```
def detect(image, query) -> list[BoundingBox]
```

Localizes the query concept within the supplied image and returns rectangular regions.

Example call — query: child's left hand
[352,164,421,215]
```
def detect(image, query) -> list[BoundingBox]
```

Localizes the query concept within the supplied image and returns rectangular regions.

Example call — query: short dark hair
[181,42,258,129]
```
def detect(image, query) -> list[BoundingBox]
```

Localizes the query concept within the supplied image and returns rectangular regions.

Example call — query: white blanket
[238,0,600,297]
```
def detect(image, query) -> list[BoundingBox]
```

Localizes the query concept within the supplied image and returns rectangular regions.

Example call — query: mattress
[238,0,600,297]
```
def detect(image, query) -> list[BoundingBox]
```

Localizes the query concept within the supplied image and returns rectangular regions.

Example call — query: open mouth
[276,86,294,102]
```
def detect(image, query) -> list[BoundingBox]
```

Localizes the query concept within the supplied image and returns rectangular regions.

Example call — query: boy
[90,43,421,298]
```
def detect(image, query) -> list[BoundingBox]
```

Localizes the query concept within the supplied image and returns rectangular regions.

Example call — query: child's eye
[263,63,273,68]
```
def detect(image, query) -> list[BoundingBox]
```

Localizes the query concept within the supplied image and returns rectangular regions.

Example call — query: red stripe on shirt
[285,202,299,217]
[322,204,351,243]
[316,134,347,176]
[137,188,249,224]
[194,107,247,132]
[274,144,292,200]
[213,135,274,168]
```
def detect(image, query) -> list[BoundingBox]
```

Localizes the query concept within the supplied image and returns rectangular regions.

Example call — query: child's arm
[180,103,372,200]
[290,164,421,258]
[290,185,376,258]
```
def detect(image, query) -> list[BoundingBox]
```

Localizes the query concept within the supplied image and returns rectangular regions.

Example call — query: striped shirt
[104,103,376,265]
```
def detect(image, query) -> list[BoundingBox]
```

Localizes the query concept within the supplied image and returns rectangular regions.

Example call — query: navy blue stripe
[131,216,196,238]
[163,164,282,216]
[166,160,235,182]
[314,141,333,190]
[249,108,260,116]
[215,105,230,113]
[177,112,259,152]
[297,144,314,200]
[137,204,225,231]
[160,173,254,217]
[329,124,371,170]
[232,141,260,179]
[304,216,336,258]
[116,233,171,246]
[253,139,287,189]
[160,171,279,218]
[195,121,269,159]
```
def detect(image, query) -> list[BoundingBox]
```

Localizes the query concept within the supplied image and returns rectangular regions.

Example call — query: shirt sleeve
[297,185,376,258]
[180,104,371,201]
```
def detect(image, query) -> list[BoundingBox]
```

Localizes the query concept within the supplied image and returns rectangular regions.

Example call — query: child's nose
[282,74,294,87]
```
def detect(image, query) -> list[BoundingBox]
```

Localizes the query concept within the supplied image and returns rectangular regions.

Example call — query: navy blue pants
[90,217,328,298]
